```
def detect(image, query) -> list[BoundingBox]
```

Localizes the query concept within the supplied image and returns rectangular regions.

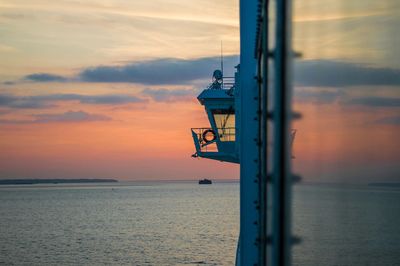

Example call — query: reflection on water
[292,183,400,265]
[0,182,399,265]
[0,182,239,265]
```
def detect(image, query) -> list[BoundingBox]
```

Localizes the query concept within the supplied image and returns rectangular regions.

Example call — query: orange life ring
[202,129,216,143]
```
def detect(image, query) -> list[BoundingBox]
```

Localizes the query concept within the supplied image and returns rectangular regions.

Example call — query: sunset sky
[0,0,399,182]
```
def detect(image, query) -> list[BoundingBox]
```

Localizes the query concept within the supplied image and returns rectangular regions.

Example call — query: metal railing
[207,77,236,90]
[191,127,236,152]
[222,76,235,89]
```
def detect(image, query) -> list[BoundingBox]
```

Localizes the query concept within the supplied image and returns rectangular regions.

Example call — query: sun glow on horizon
[0,0,398,182]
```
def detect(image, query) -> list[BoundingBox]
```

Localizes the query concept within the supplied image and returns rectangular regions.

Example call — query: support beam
[239,0,259,264]
[271,0,293,265]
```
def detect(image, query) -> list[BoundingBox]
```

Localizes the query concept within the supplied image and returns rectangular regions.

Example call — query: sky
[0,0,399,183]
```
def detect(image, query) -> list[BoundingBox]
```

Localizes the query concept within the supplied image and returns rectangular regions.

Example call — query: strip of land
[368,182,400,188]
[0,179,118,185]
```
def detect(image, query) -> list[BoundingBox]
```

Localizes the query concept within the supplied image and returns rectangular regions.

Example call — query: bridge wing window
[212,109,235,141]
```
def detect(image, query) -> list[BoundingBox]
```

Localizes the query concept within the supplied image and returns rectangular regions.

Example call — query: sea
[0,181,399,265]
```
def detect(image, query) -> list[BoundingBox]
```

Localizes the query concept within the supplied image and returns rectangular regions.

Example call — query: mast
[221,41,224,88]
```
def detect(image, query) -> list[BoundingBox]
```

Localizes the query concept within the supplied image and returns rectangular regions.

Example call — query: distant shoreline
[0,179,118,185]
[368,182,400,188]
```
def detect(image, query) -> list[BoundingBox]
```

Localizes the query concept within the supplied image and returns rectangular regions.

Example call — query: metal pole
[271,0,293,265]
[239,0,259,264]
[221,41,224,88]
[259,0,270,264]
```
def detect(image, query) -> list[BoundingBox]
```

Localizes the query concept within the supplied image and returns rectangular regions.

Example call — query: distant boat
[198,178,212,185]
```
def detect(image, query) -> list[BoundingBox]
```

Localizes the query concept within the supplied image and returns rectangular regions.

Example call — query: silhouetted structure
[198,179,212,185]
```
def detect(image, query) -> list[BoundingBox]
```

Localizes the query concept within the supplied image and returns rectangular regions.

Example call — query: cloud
[294,88,344,104]
[33,110,111,123]
[142,88,197,102]
[18,56,238,85]
[374,116,400,125]
[0,94,55,109]
[0,119,32,124]
[39,94,146,105]
[18,58,399,88]
[294,60,400,87]
[0,44,18,52]
[293,61,400,105]
[0,111,112,124]
[294,89,400,108]
[346,97,400,107]
[24,73,68,82]
[0,109,11,115]
[0,93,146,109]
[79,55,239,85]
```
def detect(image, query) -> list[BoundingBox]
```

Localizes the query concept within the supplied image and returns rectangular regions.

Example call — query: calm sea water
[0,182,399,265]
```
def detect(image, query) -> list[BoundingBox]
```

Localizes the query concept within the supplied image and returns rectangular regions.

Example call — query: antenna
[220,41,224,88]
